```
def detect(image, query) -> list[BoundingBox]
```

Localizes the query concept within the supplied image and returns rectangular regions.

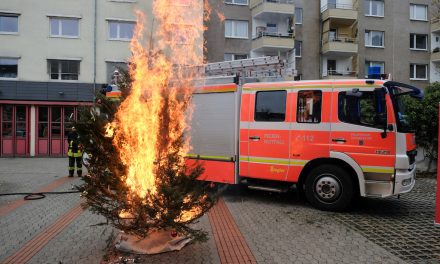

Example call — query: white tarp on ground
[115,230,192,255]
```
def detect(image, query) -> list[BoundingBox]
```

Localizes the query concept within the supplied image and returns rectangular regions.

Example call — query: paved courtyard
[0,158,439,264]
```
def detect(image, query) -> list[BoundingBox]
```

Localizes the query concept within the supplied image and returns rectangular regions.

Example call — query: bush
[405,83,440,172]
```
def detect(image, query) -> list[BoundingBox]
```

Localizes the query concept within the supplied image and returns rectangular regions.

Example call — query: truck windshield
[385,82,423,133]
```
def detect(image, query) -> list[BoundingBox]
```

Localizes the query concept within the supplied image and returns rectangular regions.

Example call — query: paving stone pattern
[0,158,70,206]
[0,180,82,262]
[28,210,114,264]
[332,179,440,264]
[223,187,406,264]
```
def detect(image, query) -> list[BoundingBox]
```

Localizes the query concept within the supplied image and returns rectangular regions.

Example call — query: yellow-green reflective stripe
[240,157,307,166]
[187,154,233,161]
[361,167,394,174]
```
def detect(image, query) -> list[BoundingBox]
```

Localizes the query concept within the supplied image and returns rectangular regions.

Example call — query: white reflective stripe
[241,121,331,131]
[240,121,384,133]
[240,155,308,166]
[331,123,383,132]
[361,166,395,174]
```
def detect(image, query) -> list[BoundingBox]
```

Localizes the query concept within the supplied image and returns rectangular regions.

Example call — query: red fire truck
[188,76,422,211]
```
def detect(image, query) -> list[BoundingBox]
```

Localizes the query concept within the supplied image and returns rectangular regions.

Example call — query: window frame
[49,17,80,38]
[47,59,80,81]
[224,20,249,39]
[365,61,385,75]
[364,0,384,17]
[409,33,428,51]
[295,8,303,25]
[0,13,19,34]
[108,20,135,41]
[254,90,287,122]
[295,41,302,57]
[410,4,428,21]
[410,63,428,80]
[224,0,248,6]
[337,89,387,129]
[0,57,18,79]
[365,30,384,48]
[297,90,322,124]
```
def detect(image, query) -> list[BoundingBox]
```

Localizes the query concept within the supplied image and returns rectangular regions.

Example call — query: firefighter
[67,126,82,177]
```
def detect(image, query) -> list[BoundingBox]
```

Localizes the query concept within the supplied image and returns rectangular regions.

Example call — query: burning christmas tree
[75,0,217,251]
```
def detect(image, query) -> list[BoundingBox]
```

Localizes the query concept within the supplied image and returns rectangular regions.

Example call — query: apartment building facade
[205,0,433,86]
[0,0,206,157]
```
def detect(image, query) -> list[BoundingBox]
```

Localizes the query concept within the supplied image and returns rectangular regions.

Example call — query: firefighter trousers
[68,156,82,177]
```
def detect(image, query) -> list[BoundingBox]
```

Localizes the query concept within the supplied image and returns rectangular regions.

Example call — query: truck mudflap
[186,156,236,184]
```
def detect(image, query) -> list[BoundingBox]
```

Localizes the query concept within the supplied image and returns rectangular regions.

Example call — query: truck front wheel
[304,164,354,211]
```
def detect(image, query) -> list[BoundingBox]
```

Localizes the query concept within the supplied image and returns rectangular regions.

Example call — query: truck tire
[304,164,354,211]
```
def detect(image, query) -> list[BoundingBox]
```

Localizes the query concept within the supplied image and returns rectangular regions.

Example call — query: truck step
[247,185,289,193]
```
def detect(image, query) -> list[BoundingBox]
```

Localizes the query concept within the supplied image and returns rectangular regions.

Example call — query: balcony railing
[253,31,294,40]
[320,3,354,13]
[323,70,357,79]
[323,37,358,44]
[252,0,294,6]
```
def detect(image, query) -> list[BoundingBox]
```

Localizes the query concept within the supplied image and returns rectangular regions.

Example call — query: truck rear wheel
[304,164,354,211]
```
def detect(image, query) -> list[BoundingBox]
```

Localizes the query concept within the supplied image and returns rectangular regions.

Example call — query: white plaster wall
[0,0,202,84]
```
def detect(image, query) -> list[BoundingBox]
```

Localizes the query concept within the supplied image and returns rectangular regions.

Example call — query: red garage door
[1,105,29,157]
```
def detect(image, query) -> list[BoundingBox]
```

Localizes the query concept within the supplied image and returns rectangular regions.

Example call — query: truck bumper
[393,165,416,195]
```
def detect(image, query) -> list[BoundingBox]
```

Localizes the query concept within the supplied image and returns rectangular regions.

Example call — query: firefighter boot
[68,156,75,177]
[76,156,83,177]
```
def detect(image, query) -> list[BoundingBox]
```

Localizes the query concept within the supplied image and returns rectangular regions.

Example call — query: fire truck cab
[189,78,422,211]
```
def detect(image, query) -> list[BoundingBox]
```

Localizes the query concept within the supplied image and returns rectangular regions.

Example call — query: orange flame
[111,1,205,200]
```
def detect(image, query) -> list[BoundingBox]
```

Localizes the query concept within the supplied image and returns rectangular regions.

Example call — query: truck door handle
[249,136,260,141]
[332,138,346,143]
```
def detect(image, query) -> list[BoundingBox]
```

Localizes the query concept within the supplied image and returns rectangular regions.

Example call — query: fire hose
[0,190,81,200]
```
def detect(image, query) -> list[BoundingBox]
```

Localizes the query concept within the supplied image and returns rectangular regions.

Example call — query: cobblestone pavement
[224,189,403,264]
[0,158,69,206]
[333,179,440,264]
[1,158,439,264]
[223,178,439,264]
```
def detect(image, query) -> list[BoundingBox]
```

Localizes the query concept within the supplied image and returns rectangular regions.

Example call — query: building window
[365,30,384,47]
[365,61,384,75]
[410,64,427,80]
[255,91,286,122]
[266,23,277,34]
[410,4,427,21]
[225,20,248,39]
[108,21,135,41]
[0,14,18,34]
[338,90,387,129]
[364,0,384,17]
[48,60,80,80]
[106,62,128,83]
[224,53,248,61]
[0,58,18,78]
[295,41,302,57]
[295,8,303,25]
[224,0,248,5]
[50,17,79,38]
[410,34,427,50]
[297,91,322,123]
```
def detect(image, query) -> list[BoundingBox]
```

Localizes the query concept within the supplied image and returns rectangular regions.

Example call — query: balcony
[321,3,357,24]
[321,38,358,56]
[432,18,440,34]
[251,32,295,53]
[432,48,440,62]
[322,70,358,79]
[250,0,295,19]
